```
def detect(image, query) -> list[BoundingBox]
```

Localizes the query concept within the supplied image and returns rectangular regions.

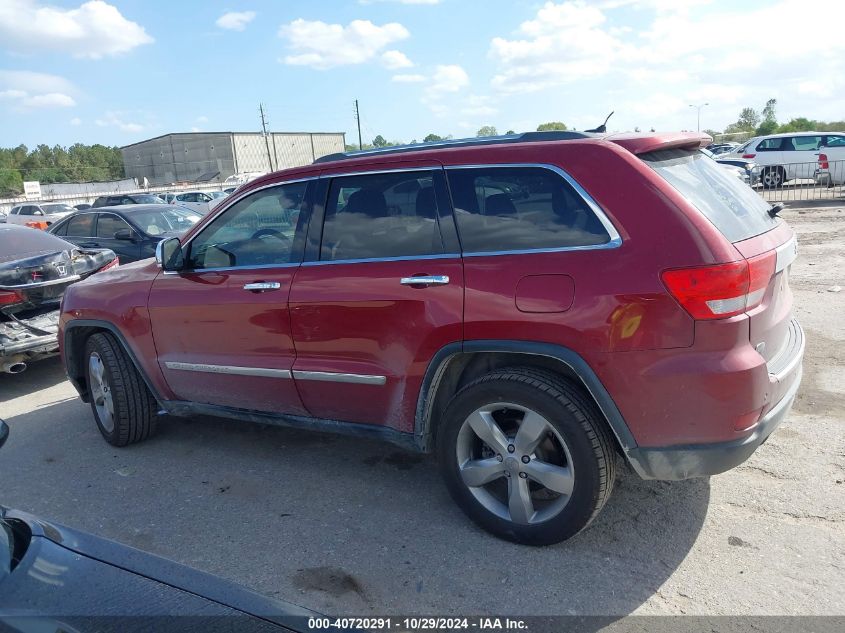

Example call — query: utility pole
[354,99,363,150]
[689,102,709,132]
[259,103,274,171]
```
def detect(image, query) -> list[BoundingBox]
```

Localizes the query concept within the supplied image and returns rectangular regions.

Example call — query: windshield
[132,195,166,204]
[642,148,778,242]
[131,207,202,235]
[42,204,74,213]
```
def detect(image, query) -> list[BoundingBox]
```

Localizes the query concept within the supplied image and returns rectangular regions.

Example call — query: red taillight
[98,257,120,273]
[819,153,829,169]
[661,252,775,320]
[742,153,756,159]
[0,290,22,306]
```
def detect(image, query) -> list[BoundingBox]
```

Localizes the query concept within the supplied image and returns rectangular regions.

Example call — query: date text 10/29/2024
[307,617,529,631]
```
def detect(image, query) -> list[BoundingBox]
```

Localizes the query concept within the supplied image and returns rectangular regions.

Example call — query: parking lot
[1,201,843,618]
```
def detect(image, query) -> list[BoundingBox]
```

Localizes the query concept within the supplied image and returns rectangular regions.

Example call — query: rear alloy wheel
[437,368,616,545]
[84,332,158,446]
[761,167,785,189]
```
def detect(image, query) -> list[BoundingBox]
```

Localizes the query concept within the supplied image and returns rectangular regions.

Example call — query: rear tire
[436,367,616,545]
[84,332,158,446]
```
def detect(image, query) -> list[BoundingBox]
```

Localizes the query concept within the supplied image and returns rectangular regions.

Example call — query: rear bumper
[0,310,60,360]
[626,319,805,480]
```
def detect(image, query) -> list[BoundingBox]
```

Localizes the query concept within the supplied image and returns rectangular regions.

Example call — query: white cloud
[216,11,256,31]
[461,94,497,117]
[279,19,409,69]
[381,50,413,69]
[196,115,209,123]
[0,70,77,109]
[392,73,425,82]
[0,0,153,59]
[190,126,201,133]
[429,64,468,94]
[70,117,82,125]
[95,111,145,133]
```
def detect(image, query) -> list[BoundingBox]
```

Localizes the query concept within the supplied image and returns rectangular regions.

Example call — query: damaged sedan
[0,225,117,374]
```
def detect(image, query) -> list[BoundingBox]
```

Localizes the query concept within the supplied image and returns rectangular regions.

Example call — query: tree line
[706,98,845,139]
[0,144,125,195]
[345,121,571,152]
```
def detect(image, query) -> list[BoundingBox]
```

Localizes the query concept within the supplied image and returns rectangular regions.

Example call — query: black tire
[84,332,158,446]
[761,167,785,189]
[436,367,616,545]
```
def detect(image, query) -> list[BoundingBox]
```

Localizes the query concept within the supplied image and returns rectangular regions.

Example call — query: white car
[724,131,845,188]
[169,191,217,214]
[6,203,75,227]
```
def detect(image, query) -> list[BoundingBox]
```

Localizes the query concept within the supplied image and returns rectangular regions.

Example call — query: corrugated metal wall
[123,132,344,186]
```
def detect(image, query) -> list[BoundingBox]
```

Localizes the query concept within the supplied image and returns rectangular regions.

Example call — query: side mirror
[0,419,8,450]
[155,237,184,271]
[114,228,136,241]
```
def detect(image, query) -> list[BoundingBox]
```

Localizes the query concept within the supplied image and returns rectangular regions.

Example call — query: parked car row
[56,130,803,546]
[722,131,845,188]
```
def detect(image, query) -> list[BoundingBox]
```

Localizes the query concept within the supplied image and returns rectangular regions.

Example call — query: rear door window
[643,149,778,242]
[445,166,612,254]
[788,136,822,151]
[96,213,131,238]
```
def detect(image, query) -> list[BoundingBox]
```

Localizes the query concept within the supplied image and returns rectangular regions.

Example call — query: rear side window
[320,170,443,261]
[643,149,778,242]
[788,136,821,151]
[96,214,131,238]
[825,136,845,148]
[445,166,611,254]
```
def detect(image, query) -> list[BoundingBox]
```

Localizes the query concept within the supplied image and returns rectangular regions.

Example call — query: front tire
[761,167,785,189]
[84,332,158,446]
[436,368,616,545]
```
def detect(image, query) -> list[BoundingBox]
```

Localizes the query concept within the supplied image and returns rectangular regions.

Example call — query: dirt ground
[0,200,843,618]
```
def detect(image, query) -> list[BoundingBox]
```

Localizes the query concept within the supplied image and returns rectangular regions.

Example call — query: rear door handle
[243,281,281,292]
[400,275,450,287]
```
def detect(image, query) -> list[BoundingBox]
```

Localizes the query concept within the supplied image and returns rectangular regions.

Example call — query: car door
[785,135,822,179]
[147,179,314,414]
[175,193,205,214]
[92,212,142,262]
[288,165,463,433]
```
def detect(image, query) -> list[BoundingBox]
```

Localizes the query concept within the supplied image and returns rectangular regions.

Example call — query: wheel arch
[414,340,637,455]
[63,320,163,406]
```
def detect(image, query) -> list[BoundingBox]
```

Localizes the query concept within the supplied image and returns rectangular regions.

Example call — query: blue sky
[1,0,843,148]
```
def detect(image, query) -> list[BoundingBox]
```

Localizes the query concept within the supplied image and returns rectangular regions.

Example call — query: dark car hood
[0,508,315,631]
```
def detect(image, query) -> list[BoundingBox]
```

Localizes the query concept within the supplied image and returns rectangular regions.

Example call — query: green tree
[756,98,778,135]
[372,135,388,148]
[423,133,444,143]
[476,125,498,137]
[536,122,567,131]
[777,117,816,133]
[505,130,515,135]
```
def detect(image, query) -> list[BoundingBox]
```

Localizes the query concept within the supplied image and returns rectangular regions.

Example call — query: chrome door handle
[243,281,281,292]
[400,275,450,287]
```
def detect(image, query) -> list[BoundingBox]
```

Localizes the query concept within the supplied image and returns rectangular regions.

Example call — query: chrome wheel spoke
[514,410,549,454]
[524,459,574,496]
[508,476,534,524]
[460,458,505,487]
[466,409,509,454]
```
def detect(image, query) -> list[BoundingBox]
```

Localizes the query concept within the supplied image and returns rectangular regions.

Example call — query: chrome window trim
[292,370,387,386]
[319,166,440,179]
[164,361,292,379]
[301,253,461,267]
[446,162,623,255]
[0,275,81,290]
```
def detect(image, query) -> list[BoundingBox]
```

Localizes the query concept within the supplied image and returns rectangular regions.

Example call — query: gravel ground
[0,201,843,617]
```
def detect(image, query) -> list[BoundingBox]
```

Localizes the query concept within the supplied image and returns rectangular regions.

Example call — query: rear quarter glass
[641,149,778,242]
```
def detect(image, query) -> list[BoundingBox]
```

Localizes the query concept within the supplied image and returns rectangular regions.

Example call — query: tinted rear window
[643,149,778,242]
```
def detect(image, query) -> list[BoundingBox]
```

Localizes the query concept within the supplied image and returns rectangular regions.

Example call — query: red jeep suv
[59,132,803,545]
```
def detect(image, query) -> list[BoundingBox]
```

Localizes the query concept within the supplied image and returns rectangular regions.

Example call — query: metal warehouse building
[121,131,346,185]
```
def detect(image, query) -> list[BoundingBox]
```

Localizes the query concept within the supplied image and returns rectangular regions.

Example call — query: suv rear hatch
[638,147,797,382]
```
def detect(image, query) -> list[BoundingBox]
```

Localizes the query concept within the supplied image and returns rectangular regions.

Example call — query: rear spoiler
[606,132,712,155]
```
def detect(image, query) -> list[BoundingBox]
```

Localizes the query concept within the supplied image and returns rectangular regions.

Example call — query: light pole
[689,103,709,132]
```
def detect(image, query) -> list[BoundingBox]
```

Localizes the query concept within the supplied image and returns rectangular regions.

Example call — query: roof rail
[313,130,596,164]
